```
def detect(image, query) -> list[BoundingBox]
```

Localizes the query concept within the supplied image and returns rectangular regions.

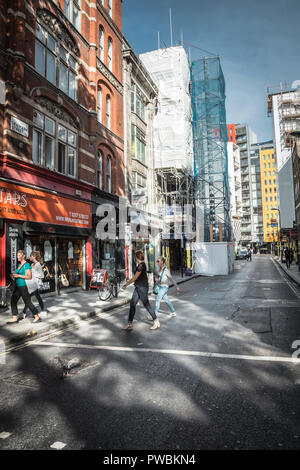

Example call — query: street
[0,255,300,450]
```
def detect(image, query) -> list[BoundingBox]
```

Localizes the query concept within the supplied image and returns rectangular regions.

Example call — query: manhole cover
[3,359,100,388]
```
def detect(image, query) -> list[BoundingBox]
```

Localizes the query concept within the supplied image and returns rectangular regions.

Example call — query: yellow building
[259,148,279,243]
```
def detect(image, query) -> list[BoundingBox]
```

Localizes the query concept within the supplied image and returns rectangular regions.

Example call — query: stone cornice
[96,58,123,95]
[34,96,79,129]
[37,8,80,56]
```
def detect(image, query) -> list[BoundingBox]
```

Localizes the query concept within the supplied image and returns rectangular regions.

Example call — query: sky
[123,0,300,143]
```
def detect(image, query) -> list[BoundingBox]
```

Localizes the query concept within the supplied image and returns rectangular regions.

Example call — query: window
[64,0,81,30]
[108,37,112,71]
[97,86,102,123]
[131,82,145,121]
[132,171,147,189]
[131,125,146,165]
[97,151,103,189]
[265,197,268,202]
[35,22,78,100]
[264,180,267,185]
[32,110,77,176]
[264,163,266,168]
[108,0,112,17]
[264,172,266,177]
[58,125,77,177]
[106,95,111,130]
[59,46,77,100]
[99,26,104,62]
[269,180,272,185]
[35,24,56,85]
[106,155,111,192]
[32,111,55,169]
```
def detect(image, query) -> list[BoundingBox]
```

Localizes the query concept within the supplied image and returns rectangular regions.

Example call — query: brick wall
[0,0,124,197]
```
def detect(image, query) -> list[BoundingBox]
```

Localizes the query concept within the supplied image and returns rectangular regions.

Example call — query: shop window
[97,150,103,189]
[106,95,111,130]
[64,0,81,31]
[35,22,78,101]
[108,37,112,72]
[106,155,111,192]
[97,86,102,123]
[99,26,104,62]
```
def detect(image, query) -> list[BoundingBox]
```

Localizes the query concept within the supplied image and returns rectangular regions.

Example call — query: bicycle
[98,269,126,301]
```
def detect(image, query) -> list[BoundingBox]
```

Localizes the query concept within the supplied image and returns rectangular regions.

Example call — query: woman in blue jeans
[154,257,180,317]
[122,251,160,331]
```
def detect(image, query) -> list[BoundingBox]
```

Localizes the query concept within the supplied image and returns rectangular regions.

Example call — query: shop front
[0,180,92,305]
[92,190,125,277]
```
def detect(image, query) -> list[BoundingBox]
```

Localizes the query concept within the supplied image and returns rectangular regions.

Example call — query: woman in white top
[154,257,180,317]
[23,251,46,317]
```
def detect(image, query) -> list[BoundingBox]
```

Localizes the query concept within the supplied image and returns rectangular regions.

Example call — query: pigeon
[52,357,81,378]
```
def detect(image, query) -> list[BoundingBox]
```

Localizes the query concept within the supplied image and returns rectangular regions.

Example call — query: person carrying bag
[7,250,41,324]
[154,257,180,318]
[23,252,47,317]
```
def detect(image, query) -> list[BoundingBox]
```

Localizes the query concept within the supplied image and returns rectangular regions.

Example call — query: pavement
[0,273,200,348]
[273,255,300,286]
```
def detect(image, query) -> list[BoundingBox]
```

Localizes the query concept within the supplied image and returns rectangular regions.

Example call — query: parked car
[237,247,248,260]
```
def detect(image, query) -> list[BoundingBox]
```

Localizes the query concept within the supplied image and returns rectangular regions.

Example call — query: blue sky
[123,0,300,142]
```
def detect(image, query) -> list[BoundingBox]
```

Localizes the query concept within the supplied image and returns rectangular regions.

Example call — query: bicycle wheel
[112,281,119,298]
[98,282,112,301]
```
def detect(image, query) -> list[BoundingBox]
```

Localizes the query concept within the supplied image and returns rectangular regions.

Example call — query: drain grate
[3,359,100,388]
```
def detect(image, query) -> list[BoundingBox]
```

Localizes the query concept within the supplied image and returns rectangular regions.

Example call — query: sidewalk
[0,273,200,348]
[273,256,300,286]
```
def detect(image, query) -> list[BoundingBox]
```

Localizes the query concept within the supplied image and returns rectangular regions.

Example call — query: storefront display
[0,179,92,299]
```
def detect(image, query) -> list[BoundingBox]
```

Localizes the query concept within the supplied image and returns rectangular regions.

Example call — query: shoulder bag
[153,268,166,295]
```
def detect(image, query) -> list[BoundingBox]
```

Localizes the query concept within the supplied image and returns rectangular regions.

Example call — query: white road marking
[50,441,66,450]
[0,432,11,439]
[33,341,300,364]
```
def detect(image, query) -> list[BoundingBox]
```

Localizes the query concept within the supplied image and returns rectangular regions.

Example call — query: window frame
[32,109,77,178]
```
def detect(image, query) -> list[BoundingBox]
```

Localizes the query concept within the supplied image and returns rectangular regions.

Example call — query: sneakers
[150,319,160,330]
[39,310,48,318]
[169,311,176,317]
[122,322,133,330]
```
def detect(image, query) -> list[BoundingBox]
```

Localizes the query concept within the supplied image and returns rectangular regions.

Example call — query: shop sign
[10,116,29,138]
[0,181,91,228]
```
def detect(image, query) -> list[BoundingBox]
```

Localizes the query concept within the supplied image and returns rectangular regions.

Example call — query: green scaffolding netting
[191,57,231,242]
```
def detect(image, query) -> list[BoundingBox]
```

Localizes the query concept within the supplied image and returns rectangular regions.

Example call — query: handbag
[153,268,166,295]
[8,279,17,294]
[59,273,69,287]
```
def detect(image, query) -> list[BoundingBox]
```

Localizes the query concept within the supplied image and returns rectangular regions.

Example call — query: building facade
[227,140,242,245]
[140,46,194,271]
[267,83,297,231]
[235,124,257,246]
[0,0,124,304]
[122,40,161,277]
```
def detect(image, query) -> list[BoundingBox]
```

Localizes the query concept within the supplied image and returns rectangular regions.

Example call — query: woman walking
[23,251,47,317]
[154,257,180,318]
[122,251,160,331]
[7,250,41,324]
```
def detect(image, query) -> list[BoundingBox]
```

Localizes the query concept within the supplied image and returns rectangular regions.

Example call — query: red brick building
[0,0,124,304]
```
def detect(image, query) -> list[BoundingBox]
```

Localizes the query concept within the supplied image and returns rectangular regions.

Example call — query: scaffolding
[191,57,231,242]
